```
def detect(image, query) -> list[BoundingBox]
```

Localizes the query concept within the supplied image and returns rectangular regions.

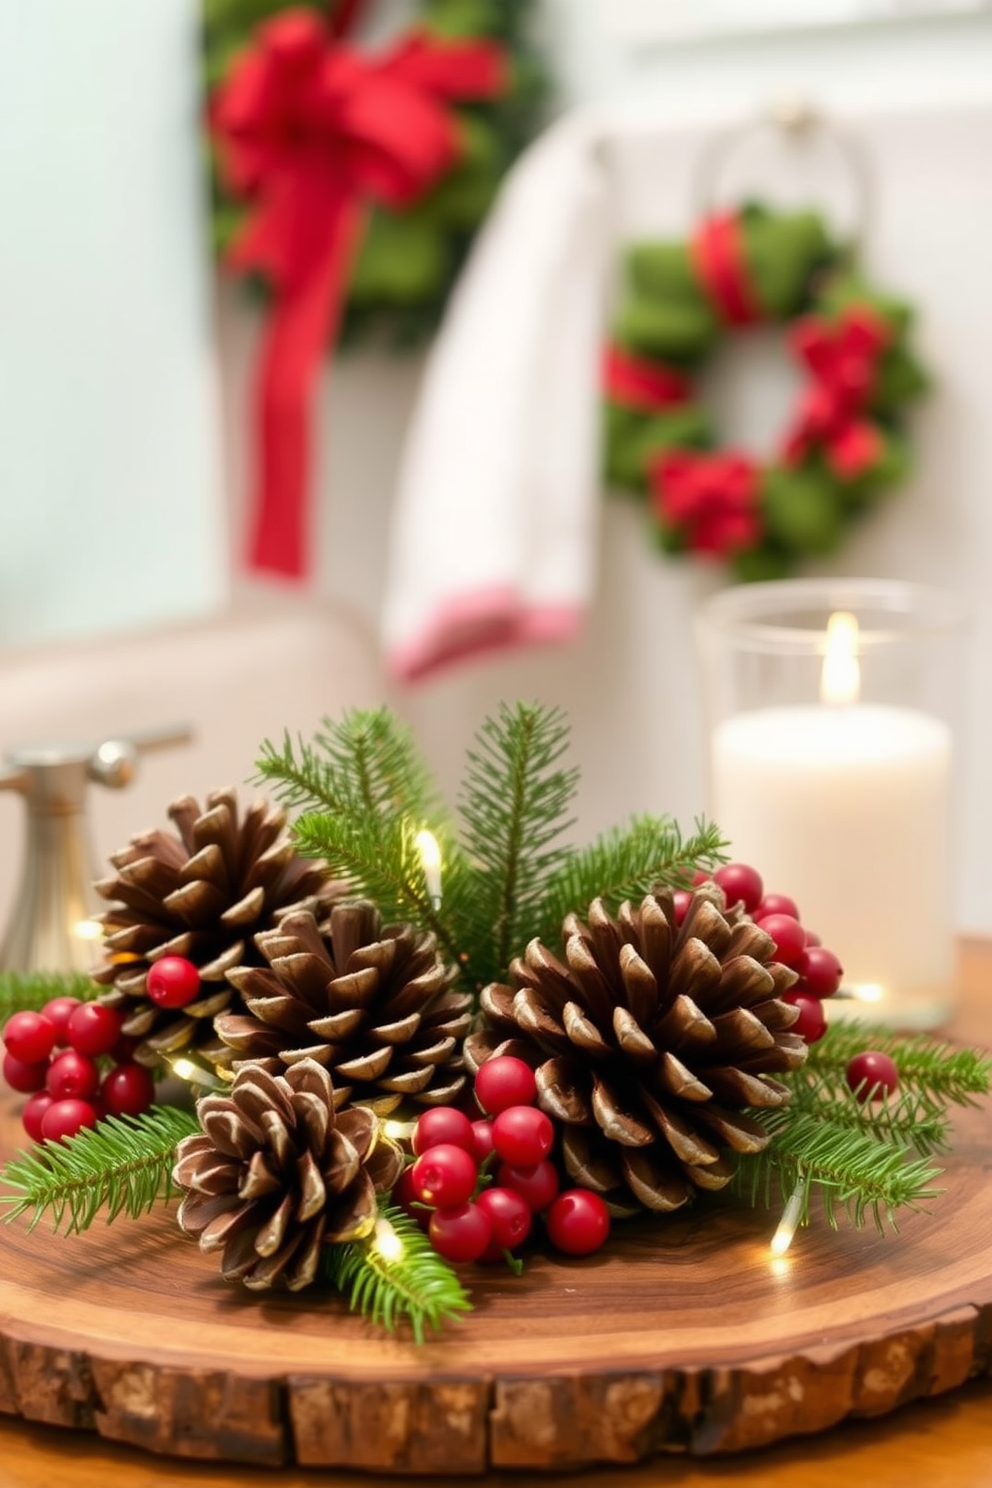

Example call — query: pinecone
[214,900,472,1114]
[464,885,806,1217]
[93,789,334,1067]
[173,1058,403,1291]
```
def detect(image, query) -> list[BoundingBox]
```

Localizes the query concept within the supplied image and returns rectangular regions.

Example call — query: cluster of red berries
[0,955,205,1144]
[686,862,844,1045]
[394,1055,610,1265]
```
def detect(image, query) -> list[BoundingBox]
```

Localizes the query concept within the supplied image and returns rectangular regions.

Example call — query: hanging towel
[382,110,610,682]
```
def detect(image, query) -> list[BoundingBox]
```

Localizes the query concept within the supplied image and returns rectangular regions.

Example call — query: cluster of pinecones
[95,792,805,1284]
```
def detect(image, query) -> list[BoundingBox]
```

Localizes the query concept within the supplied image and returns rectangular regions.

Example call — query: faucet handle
[88,724,193,790]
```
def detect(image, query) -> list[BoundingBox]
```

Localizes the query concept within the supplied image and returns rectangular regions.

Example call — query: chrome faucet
[0,725,191,974]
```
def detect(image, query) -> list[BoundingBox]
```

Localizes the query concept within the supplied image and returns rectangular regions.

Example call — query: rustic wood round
[1,1000,991,1476]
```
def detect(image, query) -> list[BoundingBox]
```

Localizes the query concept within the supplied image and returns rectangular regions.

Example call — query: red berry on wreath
[410,1143,478,1209]
[146,956,201,1009]
[492,1105,554,1168]
[846,1051,899,1102]
[67,1002,123,1058]
[412,1105,475,1156]
[476,1185,532,1251]
[757,912,806,968]
[101,1063,155,1119]
[783,991,827,1044]
[41,996,82,1047]
[798,945,844,998]
[713,862,763,913]
[497,1159,560,1214]
[2,1051,50,1094]
[40,1097,98,1144]
[474,1055,537,1115]
[756,892,800,921]
[3,1010,55,1065]
[429,1203,493,1263]
[545,1189,611,1257]
[22,1091,54,1143]
[46,1050,101,1102]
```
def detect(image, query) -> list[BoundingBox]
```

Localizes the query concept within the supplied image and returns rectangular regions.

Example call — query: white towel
[382,110,610,682]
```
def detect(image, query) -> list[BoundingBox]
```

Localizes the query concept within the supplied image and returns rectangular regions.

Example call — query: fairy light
[170,1056,224,1090]
[383,1118,417,1141]
[73,918,105,942]
[415,829,443,910]
[770,1177,807,1257]
[373,1213,405,1263]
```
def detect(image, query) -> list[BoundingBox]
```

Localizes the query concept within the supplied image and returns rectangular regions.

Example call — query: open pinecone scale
[464,884,806,1218]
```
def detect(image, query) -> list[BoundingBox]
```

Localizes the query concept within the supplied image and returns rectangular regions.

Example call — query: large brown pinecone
[464,885,806,1217]
[173,1058,403,1291]
[93,789,334,1067]
[214,900,472,1114]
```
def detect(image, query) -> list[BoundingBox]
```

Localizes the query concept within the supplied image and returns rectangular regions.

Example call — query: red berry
[757,913,807,968]
[672,889,692,925]
[40,1098,98,1143]
[799,946,844,998]
[410,1143,478,1209]
[393,1166,430,1230]
[804,929,822,947]
[713,862,764,913]
[429,1203,492,1263]
[412,1106,475,1156]
[492,1106,555,1168]
[146,956,201,1009]
[784,991,827,1043]
[110,1032,141,1064]
[101,1063,155,1118]
[846,1051,899,1102]
[3,1011,56,1064]
[67,1002,123,1057]
[474,1056,537,1116]
[22,1092,54,1143]
[756,892,800,921]
[470,1119,495,1161]
[476,1186,532,1251]
[41,996,82,1047]
[46,1050,101,1101]
[497,1159,559,1214]
[3,1051,50,1094]
[545,1189,611,1256]
[691,869,711,886]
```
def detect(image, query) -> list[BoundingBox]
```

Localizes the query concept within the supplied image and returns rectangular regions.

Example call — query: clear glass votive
[695,577,967,1030]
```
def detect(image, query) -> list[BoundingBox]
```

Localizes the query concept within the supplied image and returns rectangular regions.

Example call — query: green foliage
[805,1023,992,1102]
[1,1107,199,1236]
[258,703,726,994]
[0,970,98,1024]
[325,1202,472,1343]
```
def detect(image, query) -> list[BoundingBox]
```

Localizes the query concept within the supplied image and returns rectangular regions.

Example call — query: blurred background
[0,0,990,949]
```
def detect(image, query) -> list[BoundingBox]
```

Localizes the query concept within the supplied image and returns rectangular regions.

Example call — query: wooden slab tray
[0,1086,990,1474]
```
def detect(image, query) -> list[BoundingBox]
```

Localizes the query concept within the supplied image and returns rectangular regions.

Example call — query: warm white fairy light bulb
[415,829,443,909]
[383,1118,417,1141]
[373,1213,404,1263]
[170,1056,223,1090]
[770,1177,807,1256]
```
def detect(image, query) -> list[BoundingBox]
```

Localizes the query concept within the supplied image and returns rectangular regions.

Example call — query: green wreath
[603,204,929,581]
[203,0,545,349]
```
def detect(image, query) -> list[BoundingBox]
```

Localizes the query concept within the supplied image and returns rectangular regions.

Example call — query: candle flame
[820,611,860,706]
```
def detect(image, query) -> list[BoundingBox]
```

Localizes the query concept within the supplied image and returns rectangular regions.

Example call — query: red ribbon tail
[247,200,363,579]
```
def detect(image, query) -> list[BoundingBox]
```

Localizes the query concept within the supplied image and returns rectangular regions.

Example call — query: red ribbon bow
[651,449,762,559]
[211,9,507,577]
[784,304,891,479]
[603,345,691,414]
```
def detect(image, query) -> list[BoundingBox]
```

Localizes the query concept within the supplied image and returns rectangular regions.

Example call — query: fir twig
[325,1202,472,1344]
[0,1106,199,1236]
[0,970,98,1023]
[806,1023,992,1103]
[785,1070,952,1158]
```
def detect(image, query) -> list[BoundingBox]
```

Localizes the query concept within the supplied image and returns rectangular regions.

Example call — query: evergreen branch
[0,1106,199,1236]
[0,970,98,1023]
[531,815,727,950]
[734,1106,942,1233]
[785,1069,951,1158]
[455,702,578,988]
[325,1202,472,1344]
[806,1023,991,1103]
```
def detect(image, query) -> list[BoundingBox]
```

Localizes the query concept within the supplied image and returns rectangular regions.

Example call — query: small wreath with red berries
[603,203,929,580]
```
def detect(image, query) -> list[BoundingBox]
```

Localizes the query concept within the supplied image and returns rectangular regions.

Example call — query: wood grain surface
[0,942,990,1480]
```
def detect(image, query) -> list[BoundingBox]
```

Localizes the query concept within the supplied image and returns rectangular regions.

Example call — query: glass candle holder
[695,578,967,1030]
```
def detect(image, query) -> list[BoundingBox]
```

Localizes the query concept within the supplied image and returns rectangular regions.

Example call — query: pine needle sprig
[805,1022,992,1103]
[785,1070,951,1158]
[734,1107,942,1232]
[531,814,727,951]
[0,970,98,1023]
[325,1202,472,1344]
[0,1106,199,1236]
